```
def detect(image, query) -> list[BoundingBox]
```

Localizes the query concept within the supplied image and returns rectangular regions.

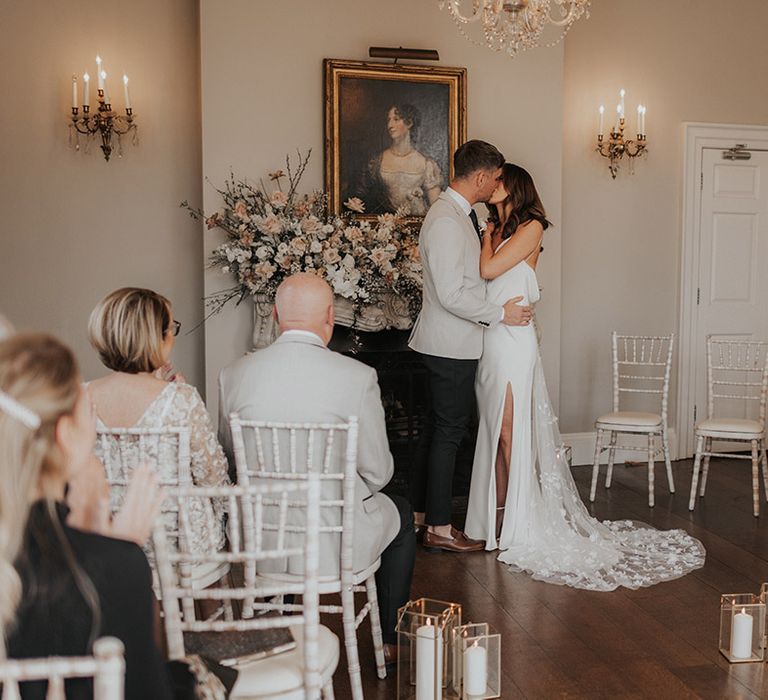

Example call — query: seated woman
[87,288,230,587]
[1,332,171,699]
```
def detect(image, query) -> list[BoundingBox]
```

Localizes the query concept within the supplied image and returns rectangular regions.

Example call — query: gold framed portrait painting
[324,59,467,220]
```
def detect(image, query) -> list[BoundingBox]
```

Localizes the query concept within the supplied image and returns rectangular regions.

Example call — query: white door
[692,147,768,433]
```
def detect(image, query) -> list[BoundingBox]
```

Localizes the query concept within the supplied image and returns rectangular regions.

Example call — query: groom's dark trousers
[411,352,478,526]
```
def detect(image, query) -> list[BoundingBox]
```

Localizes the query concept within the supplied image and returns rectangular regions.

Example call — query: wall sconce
[69,55,137,161]
[595,88,647,178]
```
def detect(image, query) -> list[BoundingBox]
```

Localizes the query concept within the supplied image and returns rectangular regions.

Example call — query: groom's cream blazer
[218,332,400,576]
[408,190,503,360]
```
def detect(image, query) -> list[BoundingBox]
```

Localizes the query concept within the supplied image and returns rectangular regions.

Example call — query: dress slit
[495,383,513,539]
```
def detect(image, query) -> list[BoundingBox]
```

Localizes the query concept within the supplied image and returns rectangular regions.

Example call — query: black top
[7,501,173,700]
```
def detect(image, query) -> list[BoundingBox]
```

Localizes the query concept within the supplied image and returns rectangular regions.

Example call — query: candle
[101,70,109,105]
[615,104,621,133]
[731,607,753,659]
[619,88,625,119]
[637,105,642,137]
[641,106,647,136]
[598,105,604,136]
[83,73,90,107]
[96,55,103,90]
[463,640,487,697]
[122,74,131,110]
[71,75,78,109]
[416,619,443,700]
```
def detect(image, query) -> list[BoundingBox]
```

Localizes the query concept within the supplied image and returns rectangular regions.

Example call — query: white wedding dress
[465,244,706,591]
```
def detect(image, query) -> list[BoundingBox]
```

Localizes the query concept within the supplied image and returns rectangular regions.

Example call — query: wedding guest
[87,287,230,587]
[0,333,172,699]
[218,273,415,664]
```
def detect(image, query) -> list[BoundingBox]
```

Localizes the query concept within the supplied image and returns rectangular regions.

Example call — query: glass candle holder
[395,598,462,700]
[451,623,501,699]
[718,593,766,663]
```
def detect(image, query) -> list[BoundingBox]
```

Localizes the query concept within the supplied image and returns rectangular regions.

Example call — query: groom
[408,140,532,552]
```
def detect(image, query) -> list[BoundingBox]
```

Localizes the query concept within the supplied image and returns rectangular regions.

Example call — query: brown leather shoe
[423,527,485,553]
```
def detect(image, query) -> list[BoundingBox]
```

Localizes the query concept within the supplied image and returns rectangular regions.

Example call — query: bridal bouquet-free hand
[182,151,423,328]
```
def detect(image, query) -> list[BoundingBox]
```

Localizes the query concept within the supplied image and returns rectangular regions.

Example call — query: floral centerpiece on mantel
[182,151,423,347]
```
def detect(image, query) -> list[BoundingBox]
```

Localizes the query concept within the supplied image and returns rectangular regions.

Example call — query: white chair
[0,637,124,700]
[230,415,385,700]
[153,479,337,700]
[96,426,228,591]
[590,333,675,507]
[688,337,768,517]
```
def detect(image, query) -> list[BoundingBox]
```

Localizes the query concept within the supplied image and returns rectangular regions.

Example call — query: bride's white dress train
[465,250,705,591]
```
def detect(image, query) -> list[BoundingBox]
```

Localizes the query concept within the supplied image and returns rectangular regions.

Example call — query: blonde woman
[87,288,230,587]
[0,333,171,698]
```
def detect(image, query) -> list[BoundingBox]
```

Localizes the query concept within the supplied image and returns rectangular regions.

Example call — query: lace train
[496,355,706,591]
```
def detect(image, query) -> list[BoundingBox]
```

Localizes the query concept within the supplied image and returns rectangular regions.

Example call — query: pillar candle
[619,88,625,119]
[463,641,487,696]
[122,75,131,110]
[83,73,90,107]
[71,75,77,109]
[416,620,443,700]
[598,105,604,136]
[731,607,753,659]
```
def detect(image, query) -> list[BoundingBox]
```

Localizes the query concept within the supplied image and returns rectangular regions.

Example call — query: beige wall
[0,0,204,389]
[560,0,768,434]
[200,0,564,417]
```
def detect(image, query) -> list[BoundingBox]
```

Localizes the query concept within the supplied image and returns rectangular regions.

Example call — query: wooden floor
[325,457,768,699]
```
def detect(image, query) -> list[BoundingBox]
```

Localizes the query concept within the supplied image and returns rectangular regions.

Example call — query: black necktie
[469,209,482,238]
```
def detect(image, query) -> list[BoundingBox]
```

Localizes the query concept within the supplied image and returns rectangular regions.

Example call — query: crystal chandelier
[437,0,590,58]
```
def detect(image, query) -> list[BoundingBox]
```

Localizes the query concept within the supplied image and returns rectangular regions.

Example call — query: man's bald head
[274,273,335,344]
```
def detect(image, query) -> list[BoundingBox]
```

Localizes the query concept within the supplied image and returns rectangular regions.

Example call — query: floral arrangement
[182,151,422,328]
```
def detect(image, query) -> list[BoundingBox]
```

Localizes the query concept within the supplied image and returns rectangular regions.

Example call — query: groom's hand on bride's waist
[502,296,532,326]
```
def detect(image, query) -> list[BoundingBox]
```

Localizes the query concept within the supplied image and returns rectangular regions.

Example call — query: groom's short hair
[454,140,505,179]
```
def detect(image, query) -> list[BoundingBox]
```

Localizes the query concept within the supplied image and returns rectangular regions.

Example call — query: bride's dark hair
[487,163,551,240]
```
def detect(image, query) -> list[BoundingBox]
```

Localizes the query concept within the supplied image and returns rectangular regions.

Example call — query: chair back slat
[706,337,768,423]
[229,415,359,582]
[611,333,675,422]
[153,480,323,697]
[0,638,124,700]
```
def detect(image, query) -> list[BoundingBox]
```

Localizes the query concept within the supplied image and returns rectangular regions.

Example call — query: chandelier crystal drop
[437,0,590,58]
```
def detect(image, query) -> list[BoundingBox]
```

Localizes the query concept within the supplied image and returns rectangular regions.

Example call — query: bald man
[218,273,415,665]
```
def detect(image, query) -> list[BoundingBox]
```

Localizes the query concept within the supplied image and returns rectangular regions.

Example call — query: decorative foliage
[182,151,423,326]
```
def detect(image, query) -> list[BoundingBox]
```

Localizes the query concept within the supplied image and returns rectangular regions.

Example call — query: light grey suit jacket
[408,191,503,360]
[218,333,400,575]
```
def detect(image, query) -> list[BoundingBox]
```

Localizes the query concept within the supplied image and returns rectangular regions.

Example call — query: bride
[464,163,705,591]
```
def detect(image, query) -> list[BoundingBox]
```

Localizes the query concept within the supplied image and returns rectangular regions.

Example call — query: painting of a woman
[326,60,466,220]
[360,104,443,216]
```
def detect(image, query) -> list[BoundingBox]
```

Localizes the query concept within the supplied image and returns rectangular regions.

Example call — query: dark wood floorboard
[324,457,768,699]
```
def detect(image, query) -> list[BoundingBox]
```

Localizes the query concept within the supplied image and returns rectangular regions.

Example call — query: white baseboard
[562,429,680,466]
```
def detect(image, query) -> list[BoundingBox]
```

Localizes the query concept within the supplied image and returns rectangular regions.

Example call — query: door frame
[676,122,768,458]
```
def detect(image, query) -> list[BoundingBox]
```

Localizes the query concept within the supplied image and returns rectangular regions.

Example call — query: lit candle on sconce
[101,70,109,105]
[71,75,78,110]
[122,74,131,111]
[96,55,103,90]
[615,104,621,133]
[619,88,625,120]
[637,105,642,137]
[598,105,604,137]
[83,73,90,107]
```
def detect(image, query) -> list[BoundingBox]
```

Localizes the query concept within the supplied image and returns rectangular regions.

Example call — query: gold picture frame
[324,59,467,220]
